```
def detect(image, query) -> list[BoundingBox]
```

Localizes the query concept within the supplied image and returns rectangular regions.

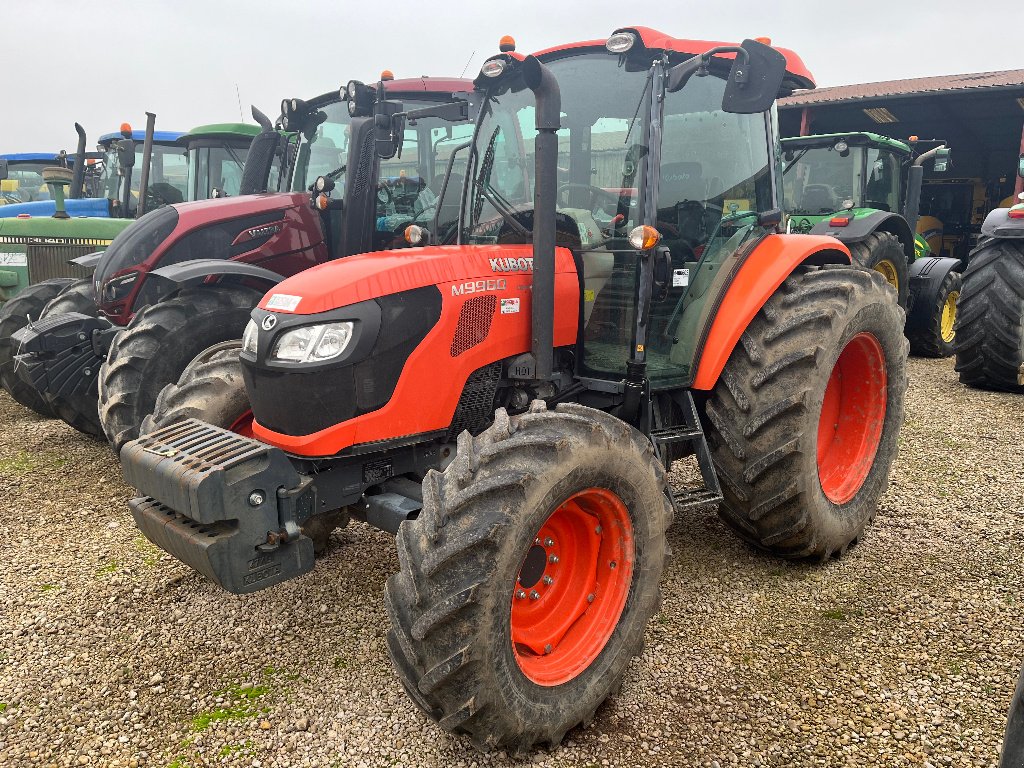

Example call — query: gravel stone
[0,357,1020,766]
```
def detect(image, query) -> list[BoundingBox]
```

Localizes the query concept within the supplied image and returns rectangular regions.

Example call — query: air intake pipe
[70,123,87,199]
[521,55,561,380]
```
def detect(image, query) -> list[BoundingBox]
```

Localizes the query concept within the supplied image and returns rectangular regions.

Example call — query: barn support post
[800,107,813,137]
[1015,117,1024,198]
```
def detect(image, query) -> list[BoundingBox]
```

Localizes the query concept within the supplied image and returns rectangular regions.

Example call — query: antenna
[458,51,476,79]
[235,84,244,121]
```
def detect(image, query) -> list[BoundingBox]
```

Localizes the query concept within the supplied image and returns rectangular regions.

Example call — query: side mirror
[0,159,7,181]
[374,102,403,160]
[722,39,787,114]
[933,147,951,173]
[116,138,136,170]
[1017,154,1024,179]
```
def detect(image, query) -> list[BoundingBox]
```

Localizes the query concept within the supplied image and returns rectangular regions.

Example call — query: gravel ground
[1,356,1022,768]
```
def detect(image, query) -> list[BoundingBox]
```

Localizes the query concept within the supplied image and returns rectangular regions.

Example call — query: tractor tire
[36,278,105,437]
[849,231,909,309]
[98,285,261,451]
[704,264,908,560]
[0,277,75,416]
[907,269,962,358]
[386,401,672,754]
[138,343,345,554]
[953,239,1024,392]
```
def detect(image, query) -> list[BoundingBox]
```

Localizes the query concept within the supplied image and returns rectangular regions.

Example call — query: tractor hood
[257,243,579,316]
[0,213,129,240]
[0,197,112,219]
[170,192,311,228]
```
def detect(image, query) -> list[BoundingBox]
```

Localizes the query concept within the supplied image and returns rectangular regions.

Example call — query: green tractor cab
[782,131,961,356]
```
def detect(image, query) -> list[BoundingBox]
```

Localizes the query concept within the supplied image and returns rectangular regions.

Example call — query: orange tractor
[122,29,908,751]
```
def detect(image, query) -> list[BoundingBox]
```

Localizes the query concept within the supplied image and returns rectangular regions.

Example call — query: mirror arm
[666,46,749,93]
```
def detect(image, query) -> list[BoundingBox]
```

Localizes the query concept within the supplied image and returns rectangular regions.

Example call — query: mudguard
[147,259,284,291]
[980,208,1024,239]
[691,234,849,390]
[905,256,961,333]
[809,209,914,260]
[69,251,104,269]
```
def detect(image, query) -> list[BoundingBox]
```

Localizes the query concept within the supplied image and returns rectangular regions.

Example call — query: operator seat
[657,162,709,257]
[800,184,836,213]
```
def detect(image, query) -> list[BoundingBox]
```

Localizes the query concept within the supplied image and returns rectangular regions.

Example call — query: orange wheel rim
[816,333,887,504]
[511,487,634,687]
[229,410,255,438]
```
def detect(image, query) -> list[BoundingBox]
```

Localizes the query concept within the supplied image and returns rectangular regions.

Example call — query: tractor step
[671,487,723,513]
[650,426,703,444]
[122,418,316,594]
[10,312,115,399]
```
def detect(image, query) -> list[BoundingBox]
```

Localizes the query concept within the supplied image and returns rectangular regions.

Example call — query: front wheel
[907,269,961,358]
[849,231,909,309]
[386,402,671,754]
[704,264,908,559]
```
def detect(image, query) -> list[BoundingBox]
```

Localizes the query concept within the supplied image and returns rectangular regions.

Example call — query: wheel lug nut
[595,525,602,534]
[515,590,527,600]
[587,593,595,603]
[549,555,559,564]
[534,537,541,545]
[542,575,554,585]
[248,491,265,507]
[543,537,555,547]
[529,590,541,600]
[609,561,617,569]
[544,644,553,654]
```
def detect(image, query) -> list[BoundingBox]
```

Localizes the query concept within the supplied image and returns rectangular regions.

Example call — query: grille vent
[450,295,496,357]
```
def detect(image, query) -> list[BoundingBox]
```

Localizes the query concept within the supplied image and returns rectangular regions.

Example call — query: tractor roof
[0,152,61,162]
[178,123,261,145]
[532,26,815,93]
[98,130,185,146]
[782,131,912,154]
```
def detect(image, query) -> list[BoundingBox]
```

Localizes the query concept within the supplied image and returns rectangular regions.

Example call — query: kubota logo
[261,315,277,330]
[489,257,532,272]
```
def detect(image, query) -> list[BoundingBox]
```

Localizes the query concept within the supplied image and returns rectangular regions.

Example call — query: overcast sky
[5,0,1022,153]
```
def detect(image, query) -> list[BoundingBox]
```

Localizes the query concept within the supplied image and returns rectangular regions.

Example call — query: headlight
[242,319,258,355]
[270,321,354,363]
[479,58,506,78]
[605,32,636,54]
[102,271,138,302]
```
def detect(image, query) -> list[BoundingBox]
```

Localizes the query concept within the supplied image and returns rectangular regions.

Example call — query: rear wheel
[386,402,671,754]
[953,239,1024,392]
[98,285,261,450]
[849,232,909,309]
[0,278,75,415]
[37,278,104,437]
[907,270,962,358]
[704,264,908,559]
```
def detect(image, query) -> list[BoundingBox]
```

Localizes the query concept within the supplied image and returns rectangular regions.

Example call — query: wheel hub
[941,290,959,343]
[511,487,634,687]
[874,260,900,291]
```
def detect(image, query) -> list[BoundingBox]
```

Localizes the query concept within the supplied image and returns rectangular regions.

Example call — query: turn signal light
[499,35,516,52]
[754,36,772,45]
[628,225,661,251]
[315,193,329,211]
[829,216,851,227]
[1008,206,1024,219]
[404,224,427,245]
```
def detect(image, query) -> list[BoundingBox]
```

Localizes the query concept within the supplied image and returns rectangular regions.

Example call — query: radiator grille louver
[450,295,496,357]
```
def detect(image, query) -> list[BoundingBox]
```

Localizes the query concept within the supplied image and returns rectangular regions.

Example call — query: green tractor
[781,132,960,356]
[0,121,260,414]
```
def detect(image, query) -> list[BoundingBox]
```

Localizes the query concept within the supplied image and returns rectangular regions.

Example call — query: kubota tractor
[781,132,961,356]
[953,176,1024,392]
[9,78,477,444]
[121,30,908,752]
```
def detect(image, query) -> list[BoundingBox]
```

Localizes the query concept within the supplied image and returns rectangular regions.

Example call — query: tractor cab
[0,153,63,203]
[179,123,260,201]
[94,128,188,215]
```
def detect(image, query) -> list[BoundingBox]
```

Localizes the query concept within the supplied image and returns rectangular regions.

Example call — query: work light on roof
[480,58,507,78]
[281,99,290,116]
[347,81,360,99]
[605,31,636,54]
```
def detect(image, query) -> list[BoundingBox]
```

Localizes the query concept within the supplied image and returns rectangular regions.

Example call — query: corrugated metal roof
[779,69,1024,108]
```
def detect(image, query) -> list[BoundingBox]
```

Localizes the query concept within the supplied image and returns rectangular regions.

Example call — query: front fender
[980,208,1024,239]
[148,259,284,291]
[691,234,849,390]
[905,256,961,332]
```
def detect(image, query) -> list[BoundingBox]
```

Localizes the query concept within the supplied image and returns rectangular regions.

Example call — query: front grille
[27,244,96,282]
[450,295,496,357]
[446,362,501,439]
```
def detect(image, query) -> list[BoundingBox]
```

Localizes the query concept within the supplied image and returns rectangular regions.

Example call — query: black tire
[35,278,105,437]
[849,231,909,309]
[907,269,962,358]
[386,401,671,754]
[98,286,261,450]
[953,239,1024,392]
[704,264,908,560]
[0,278,75,415]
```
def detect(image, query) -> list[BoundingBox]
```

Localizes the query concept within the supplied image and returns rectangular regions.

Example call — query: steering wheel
[376,182,394,209]
[557,183,624,220]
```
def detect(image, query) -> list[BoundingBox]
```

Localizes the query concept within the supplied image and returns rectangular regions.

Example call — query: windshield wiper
[472,124,530,239]
[624,69,654,146]
[782,148,810,175]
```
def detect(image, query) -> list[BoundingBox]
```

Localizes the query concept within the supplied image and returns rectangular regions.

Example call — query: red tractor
[122,29,908,752]
[11,77,476,445]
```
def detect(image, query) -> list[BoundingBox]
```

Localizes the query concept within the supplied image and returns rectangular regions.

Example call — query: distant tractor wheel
[704,264,908,560]
[954,239,1024,392]
[0,277,75,416]
[907,270,962,358]
[37,278,105,437]
[98,285,261,451]
[386,402,671,754]
[849,232,909,309]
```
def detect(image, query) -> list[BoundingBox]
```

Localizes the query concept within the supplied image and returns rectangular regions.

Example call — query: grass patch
[332,656,348,670]
[0,449,65,475]
[192,684,270,731]
[39,584,57,592]
[166,759,192,768]
[0,702,7,713]
[819,606,863,622]
[217,741,255,759]
[95,560,119,576]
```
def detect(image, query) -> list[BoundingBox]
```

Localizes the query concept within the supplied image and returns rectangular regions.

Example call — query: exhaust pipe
[904,145,945,237]
[135,112,156,217]
[70,123,87,200]
[521,55,561,380]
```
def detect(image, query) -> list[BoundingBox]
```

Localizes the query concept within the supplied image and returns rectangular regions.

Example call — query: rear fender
[809,210,914,261]
[691,234,849,390]
[980,208,1024,239]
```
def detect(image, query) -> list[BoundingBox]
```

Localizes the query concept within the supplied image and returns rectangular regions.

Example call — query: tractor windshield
[186,143,248,200]
[97,142,189,209]
[290,100,351,193]
[464,52,775,385]
[0,162,51,203]
[782,144,902,215]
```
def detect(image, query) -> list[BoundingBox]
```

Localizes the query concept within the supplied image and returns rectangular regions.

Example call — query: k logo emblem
[261,315,277,331]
